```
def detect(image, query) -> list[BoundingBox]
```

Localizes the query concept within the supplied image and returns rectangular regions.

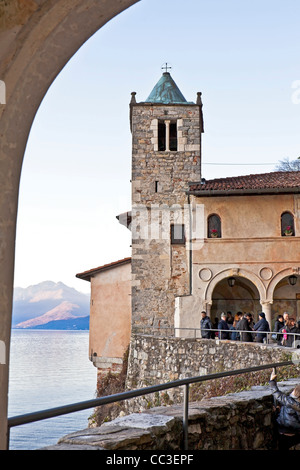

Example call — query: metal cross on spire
[162,62,172,73]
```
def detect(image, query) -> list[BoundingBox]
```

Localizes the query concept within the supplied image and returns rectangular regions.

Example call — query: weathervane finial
[162,62,172,73]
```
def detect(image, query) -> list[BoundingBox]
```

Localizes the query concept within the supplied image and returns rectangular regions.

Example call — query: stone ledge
[43,414,182,451]
[40,379,300,451]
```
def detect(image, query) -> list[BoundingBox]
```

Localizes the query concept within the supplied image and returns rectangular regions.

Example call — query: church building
[77,69,300,374]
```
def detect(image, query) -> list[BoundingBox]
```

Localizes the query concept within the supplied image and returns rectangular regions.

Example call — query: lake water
[8,329,97,450]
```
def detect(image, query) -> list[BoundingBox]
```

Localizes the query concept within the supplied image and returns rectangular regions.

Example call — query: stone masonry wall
[131,104,201,207]
[131,103,202,329]
[125,334,300,413]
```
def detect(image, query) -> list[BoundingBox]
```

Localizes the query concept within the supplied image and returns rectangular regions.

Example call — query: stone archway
[210,276,261,324]
[0,0,139,449]
[267,268,300,324]
[204,269,266,308]
[203,268,269,323]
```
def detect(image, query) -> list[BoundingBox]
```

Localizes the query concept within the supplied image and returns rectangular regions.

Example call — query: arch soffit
[0,0,139,451]
[266,267,299,300]
[204,268,266,304]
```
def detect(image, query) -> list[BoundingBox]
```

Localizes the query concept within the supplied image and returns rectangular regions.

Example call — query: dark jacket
[235,319,242,340]
[253,318,270,341]
[239,317,253,342]
[274,319,284,341]
[218,319,230,340]
[270,380,300,434]
[230,325,238,340]
[200,316,212,339]
[282,326,300,347]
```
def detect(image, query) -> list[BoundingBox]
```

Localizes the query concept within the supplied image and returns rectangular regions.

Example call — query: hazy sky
[14,0,300,293]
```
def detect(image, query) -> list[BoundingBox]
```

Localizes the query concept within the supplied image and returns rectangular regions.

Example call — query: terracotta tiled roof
[188,171,300,194]
[76,257,131,281]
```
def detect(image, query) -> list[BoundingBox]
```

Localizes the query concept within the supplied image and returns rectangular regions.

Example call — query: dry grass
[189,365,300,402]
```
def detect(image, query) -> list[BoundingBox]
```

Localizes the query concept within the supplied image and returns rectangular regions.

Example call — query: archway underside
[210,274,300,327]
[0,0,139,450]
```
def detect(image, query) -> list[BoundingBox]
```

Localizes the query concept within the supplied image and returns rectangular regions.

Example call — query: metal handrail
[133,326,300,345]
[201,328,300,345]
[7,360,295,450]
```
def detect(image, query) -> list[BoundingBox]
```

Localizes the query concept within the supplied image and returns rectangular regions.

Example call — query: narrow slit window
[169,122,177,151]
[158,121,166,151]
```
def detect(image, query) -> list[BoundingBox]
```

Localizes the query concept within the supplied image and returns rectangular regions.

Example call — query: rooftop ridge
[189,170,300,193]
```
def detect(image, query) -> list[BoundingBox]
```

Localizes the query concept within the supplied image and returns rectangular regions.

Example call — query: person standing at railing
[200,311,212,339]
[239,313,253,342]
[212,317,219,338]
[253,312,270,343]
[248,313,255,330]
[229,317,238,340]
[283,312,289,326]
[281,318,300,348]
[218,313,230,340]
[269,368,300,450]
[226,311,234,326]
[273,315,284,345]
[235,312,243,341]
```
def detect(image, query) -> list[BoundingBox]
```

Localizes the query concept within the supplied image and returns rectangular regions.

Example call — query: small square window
[171,224,185,244]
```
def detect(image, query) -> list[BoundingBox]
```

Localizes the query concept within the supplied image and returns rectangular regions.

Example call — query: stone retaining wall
[125,334,300,413]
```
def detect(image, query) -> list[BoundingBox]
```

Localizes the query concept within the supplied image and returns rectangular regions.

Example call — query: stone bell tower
[129,67,204,330]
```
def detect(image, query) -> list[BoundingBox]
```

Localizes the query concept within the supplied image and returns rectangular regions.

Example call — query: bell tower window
[158,121,166,151]
[170,122,178,151]
[157,120,177,152]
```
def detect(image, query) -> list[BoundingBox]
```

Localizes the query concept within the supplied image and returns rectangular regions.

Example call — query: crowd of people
[200,310,300,347]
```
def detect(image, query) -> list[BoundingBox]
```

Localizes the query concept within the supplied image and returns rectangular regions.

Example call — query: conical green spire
[145,72,193,104]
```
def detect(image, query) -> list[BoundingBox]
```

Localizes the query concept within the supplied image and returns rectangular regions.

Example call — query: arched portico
[267,268,300,323]
[0,0,139,449]
[204,269,266,308]
[203,268,269,323]
[266,268,300,301]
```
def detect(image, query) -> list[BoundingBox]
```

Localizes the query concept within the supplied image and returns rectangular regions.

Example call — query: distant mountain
[12,281,90,330]
[29,316,90,330]
[15,300,83,329]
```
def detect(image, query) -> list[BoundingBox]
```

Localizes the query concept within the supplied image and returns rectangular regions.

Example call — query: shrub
[190,365,300,402]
